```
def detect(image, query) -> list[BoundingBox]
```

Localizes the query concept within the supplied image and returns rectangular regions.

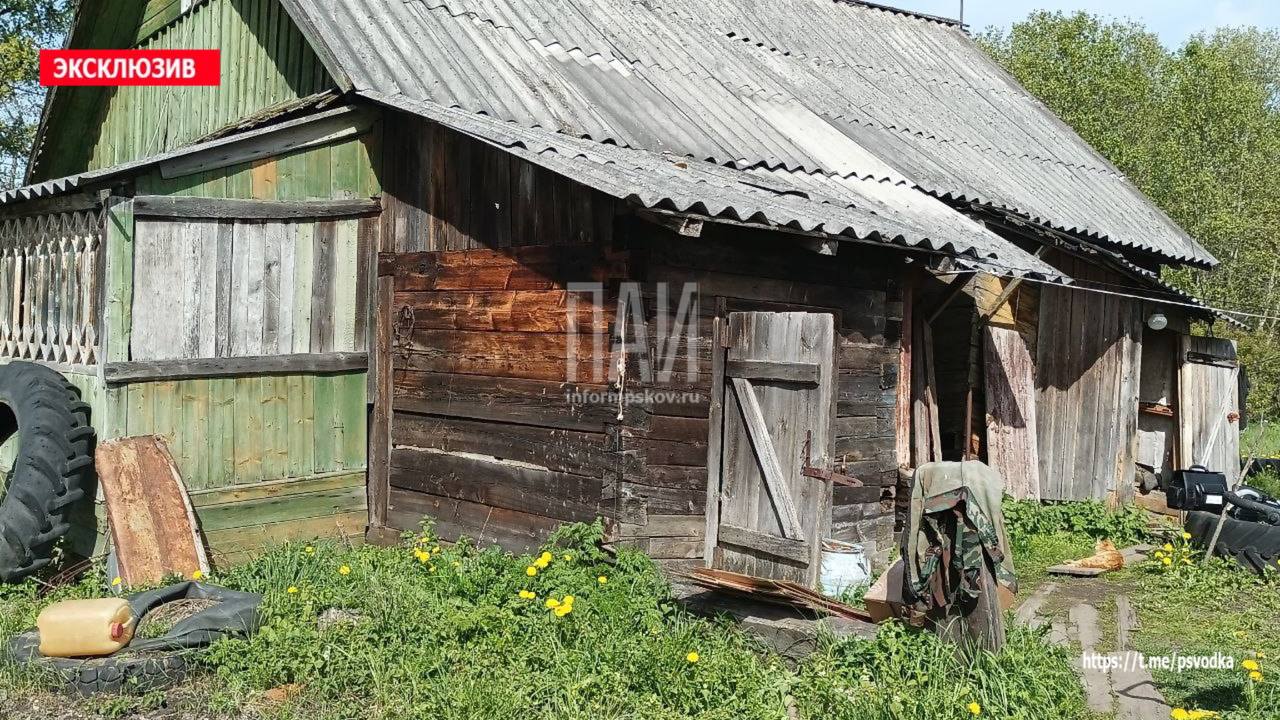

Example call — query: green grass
[1128,542,1280,719]
[1002,496,1155,592]
[1242,421,1280,461]
[0,521,1095,720]
[1003,499,1280,719]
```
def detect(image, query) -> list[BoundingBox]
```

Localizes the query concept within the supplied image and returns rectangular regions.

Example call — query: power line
[940,266,1280,324]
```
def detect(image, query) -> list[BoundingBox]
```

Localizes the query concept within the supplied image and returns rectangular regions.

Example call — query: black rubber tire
[7,631,190,695]
[1186,510,1280,574]
[0,361,94,582]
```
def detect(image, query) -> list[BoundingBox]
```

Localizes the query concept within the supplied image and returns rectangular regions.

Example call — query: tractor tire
[1186,510,1280,574]
[0,362,94,582]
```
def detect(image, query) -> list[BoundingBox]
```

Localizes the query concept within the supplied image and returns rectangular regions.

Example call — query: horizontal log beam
[104,352,368,384]
[132,196,381,220]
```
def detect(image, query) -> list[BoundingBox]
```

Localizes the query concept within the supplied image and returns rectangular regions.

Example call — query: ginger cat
[1068,540,1126,571]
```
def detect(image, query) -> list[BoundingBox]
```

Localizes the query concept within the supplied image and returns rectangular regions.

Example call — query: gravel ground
[1,677,257,720]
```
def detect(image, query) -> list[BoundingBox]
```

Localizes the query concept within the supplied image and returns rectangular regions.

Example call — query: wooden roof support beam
[924,271,976,324]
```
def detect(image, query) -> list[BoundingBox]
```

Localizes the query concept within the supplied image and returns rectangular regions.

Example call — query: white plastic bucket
[820,539,871,597]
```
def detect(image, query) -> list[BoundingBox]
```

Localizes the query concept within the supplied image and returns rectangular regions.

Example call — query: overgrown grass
[1244,467,1280,499]
[0,521,1095,720]
[1241,421,1280,461]
[1002,497,1154,592]
[1129,536,1280,719]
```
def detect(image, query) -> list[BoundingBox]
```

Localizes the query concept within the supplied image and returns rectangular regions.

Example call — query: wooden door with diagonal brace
[709,311,835,585]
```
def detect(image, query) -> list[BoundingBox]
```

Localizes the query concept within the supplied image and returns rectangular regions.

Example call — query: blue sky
[885,0,1280,46]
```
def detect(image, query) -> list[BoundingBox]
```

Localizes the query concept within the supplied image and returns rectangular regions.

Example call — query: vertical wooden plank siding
[110,372,366,490]
[79,0,335,175]
[1035,256,1144,502]
[1177,335,1241,475]
[104,199,135,364]
[129,217,366,361]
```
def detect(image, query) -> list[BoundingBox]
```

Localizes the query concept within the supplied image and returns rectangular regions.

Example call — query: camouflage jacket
[901,461,1018,615]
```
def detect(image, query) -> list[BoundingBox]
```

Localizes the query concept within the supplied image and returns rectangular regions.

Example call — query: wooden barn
[0,0,1238,582]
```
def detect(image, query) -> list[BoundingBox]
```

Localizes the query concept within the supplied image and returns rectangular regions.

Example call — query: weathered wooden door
[708,311,835,586]
[1178,335,1241,476]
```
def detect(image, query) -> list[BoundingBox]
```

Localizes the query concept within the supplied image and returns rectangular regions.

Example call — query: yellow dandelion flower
[686,651,700,663]
[304,546,314,554]
[192,570,204,581]
[1163,543,1174,552]
[563,595,575,605]
[526,566,538,577]
[967,701,982,716]
[1162,557,1172,566]
[1187,710,1219,719]
[554,604,572,617]
[287,586,298,594]
[452,561,460,568]
[1243,659,1260,672]
[111,576,122,587]
[545,598,561,609]
[539,551,553,562]
[518,590,535,600]
[432,546,440,555]
[533,558,549,570]
[1171,710,1191,720]
[1181,532,1192,540]
[338,565,351,576]
[1250,671,1263,682]
[598,576,608,584]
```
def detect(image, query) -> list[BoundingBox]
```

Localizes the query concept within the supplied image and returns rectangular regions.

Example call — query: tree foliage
[0,0,71,188]
[981,13,1280,417]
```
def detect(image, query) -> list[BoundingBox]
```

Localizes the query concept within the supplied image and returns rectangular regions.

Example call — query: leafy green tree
[0,0,72,188]
[981,13,1280,416]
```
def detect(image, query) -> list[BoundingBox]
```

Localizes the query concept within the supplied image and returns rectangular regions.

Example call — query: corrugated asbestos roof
[282,0,1216,266]
[372,93,1064,279]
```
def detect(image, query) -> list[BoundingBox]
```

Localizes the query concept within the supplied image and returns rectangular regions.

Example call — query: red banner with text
[40,49,221,87]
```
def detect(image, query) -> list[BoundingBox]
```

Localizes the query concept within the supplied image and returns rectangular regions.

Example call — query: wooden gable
[30,0,336,182]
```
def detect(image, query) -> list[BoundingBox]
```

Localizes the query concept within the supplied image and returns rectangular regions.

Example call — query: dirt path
[1016,577,1170,719]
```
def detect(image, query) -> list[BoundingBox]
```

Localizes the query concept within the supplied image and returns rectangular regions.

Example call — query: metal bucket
[820,539,870,597]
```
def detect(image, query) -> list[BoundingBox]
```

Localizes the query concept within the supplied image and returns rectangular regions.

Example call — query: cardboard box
[863,558,906,623]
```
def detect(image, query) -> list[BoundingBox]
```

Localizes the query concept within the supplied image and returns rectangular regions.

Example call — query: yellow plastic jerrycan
[37,598,136,658]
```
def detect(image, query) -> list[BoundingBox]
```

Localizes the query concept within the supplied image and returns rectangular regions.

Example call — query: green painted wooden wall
[85,0,334,173]
[120,374,366,489]
[135,130,381,202]
[45,127,384,565]
[7,0,384,564]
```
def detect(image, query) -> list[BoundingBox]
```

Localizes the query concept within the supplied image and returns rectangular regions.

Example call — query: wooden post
[702,297,728,567]
[895,272,915,470]
[366,276,394,540]
[101,198,135,443]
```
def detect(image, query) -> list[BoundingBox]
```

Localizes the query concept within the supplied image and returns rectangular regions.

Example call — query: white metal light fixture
[1147,312,1168,331]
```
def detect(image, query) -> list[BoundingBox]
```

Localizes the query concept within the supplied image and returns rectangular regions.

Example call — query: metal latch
[801,432,864,488]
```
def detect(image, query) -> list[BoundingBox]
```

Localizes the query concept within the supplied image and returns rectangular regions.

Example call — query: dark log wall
[614,221,903,568]
[377,111,624,550]
[376,110,902,568]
